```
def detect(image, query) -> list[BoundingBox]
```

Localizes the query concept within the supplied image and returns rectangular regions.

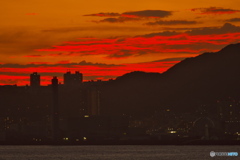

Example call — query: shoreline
[1,140,240,145]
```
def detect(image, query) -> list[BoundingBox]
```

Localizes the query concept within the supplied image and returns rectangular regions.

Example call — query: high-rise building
[63,71,83,86]
[88,86,100,116]
[30,72,40,87]
[51,76,59,142]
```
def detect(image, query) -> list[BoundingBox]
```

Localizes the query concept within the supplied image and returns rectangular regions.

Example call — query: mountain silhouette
[101,43,240,117]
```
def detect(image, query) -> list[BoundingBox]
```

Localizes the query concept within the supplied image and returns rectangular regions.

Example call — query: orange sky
[1,0,240,85]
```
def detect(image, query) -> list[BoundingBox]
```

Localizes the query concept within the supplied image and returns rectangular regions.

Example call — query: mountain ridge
[101,43,240,117]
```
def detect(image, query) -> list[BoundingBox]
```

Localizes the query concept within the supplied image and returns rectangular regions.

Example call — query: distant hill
[101,43,240,117]
[160,43,240,111]
[116,71,161,82]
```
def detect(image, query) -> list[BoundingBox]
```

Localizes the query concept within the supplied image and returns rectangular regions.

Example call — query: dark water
[0,145,239,160]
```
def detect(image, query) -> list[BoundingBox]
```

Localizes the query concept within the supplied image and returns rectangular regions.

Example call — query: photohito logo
[210,151,216,157]
[210,151,238,157]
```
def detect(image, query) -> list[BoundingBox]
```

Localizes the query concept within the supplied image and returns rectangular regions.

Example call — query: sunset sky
[1,0,240,85]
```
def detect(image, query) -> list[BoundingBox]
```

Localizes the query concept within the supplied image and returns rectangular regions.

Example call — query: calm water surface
[0,145,239,160]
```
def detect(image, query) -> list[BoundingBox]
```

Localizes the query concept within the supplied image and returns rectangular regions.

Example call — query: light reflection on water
[0,145,239,160]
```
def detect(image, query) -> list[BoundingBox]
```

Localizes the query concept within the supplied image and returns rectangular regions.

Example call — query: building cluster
[0,72,240,144]
[130,98,240,142]
[30,71,83,87]
[0,72,128,143]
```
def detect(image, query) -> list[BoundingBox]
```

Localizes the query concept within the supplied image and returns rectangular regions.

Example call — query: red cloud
[58,61,70,64]
[36,32,240,59]
[0,75,53,86]
[26,13,38,15]
[28,62,50,65]
[24,55,43,57]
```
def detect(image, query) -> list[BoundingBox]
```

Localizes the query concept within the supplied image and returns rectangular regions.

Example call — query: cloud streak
[24,55,44,58]
[85,10,172,23]
[37,23,240,59]
[122,10,172,18]
[186,23,240,35]
[191,7,240,15]
[97,17,141,23]
[146,20,198,25]
[84,12,120,17]
[0,60,121,68]
[226,18,240,22]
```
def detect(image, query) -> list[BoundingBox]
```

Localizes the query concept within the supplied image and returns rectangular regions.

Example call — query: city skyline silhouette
[1,3,240,160]
[0,43,240,144]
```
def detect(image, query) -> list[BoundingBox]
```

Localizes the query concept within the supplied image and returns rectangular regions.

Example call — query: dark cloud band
[146,20,198,25]
[191,7,240,14]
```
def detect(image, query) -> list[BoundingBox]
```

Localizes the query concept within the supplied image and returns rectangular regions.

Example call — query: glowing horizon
[1,0,240,85]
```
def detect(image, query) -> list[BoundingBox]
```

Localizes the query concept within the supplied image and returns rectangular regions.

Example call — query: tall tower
[63,71,83,86]
[88,86,100,116]
[51,76,59,142]
[63,71,71,85]
[74,71,83,84]
[30,72,40,87]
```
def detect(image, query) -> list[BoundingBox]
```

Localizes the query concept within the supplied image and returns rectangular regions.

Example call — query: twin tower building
[29,71,100,116]
[30,71,83,87]
[30,71,87,142]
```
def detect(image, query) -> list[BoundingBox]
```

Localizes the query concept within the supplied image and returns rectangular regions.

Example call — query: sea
[0,145,239,160]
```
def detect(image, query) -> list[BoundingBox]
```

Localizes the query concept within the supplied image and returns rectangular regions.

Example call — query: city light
[63,137,69,141]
